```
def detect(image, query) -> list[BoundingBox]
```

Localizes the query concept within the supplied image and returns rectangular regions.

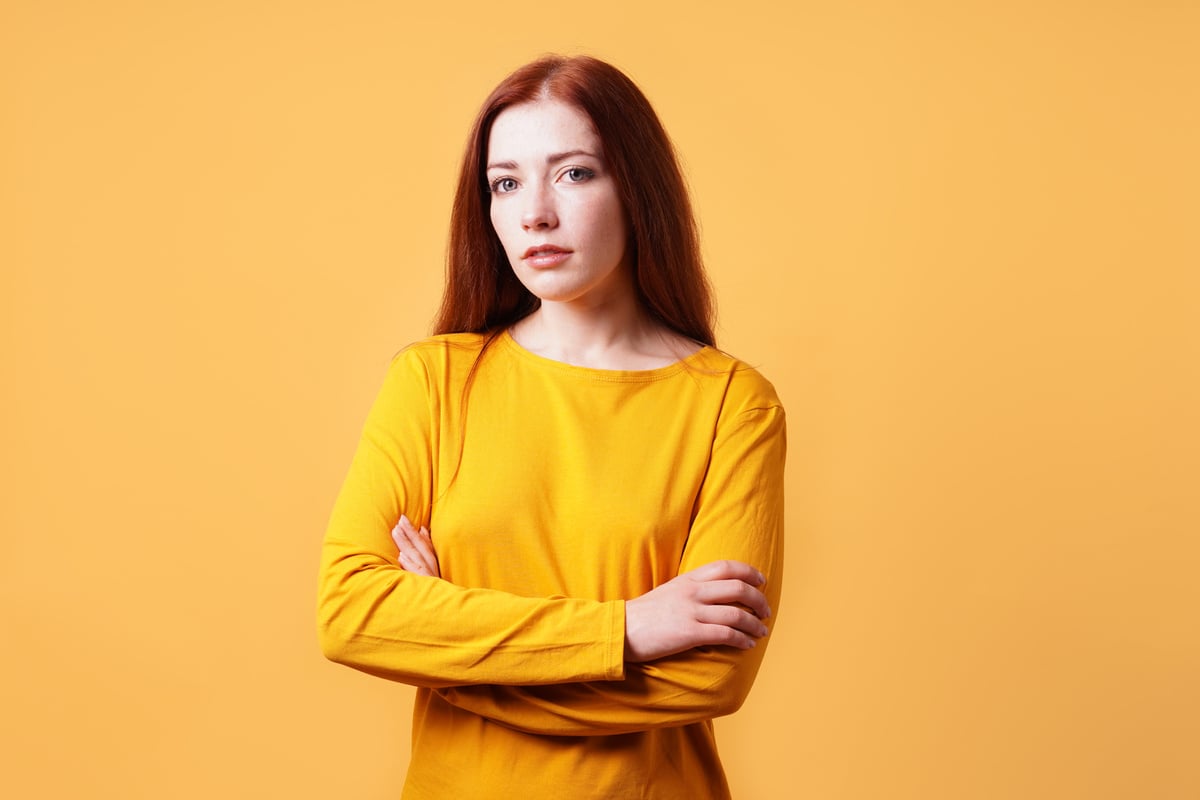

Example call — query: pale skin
[393,97,771,663]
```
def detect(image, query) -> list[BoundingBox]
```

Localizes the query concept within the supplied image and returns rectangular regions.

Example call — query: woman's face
[486,99,632,309]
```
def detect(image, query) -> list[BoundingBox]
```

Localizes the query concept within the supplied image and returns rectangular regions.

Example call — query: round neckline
[499,328,714,381]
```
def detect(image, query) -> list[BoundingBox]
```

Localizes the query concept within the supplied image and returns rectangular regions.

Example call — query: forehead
[486,99,602,162]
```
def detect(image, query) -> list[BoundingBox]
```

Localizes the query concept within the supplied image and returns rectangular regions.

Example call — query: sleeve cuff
[606,599,627,681]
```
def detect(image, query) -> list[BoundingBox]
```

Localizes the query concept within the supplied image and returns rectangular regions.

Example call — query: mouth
[522,245,571,259]
[522,245,572,268]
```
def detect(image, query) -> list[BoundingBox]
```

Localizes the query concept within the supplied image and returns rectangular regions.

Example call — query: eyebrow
[486,149,601,171]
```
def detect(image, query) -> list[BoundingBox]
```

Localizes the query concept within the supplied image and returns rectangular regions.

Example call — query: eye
[562,167,595,183]
[489,177,518,194]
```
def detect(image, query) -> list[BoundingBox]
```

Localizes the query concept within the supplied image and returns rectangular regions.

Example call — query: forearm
[436,628,773,736]
[318,539,625,688]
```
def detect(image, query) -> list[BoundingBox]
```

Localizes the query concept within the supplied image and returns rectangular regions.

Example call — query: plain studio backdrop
[2,1,1197,798]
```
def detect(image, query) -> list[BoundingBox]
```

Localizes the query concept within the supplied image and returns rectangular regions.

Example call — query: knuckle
[720,627,740,645]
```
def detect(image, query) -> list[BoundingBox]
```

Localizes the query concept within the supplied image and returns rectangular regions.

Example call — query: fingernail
[400,514,410,527]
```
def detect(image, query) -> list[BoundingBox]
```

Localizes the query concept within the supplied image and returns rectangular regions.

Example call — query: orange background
[3,1,1198,798]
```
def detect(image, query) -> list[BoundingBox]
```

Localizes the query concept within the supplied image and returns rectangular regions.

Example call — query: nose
[521,185,558,231]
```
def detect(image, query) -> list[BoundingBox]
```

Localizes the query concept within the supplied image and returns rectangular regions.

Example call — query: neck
[507,265,704,370]
[509,289,703,370]
[514,291,648,365]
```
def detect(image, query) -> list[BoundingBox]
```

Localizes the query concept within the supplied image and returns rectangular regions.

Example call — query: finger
[394,516,422,554]
[400,517,439,573]
[396,522,415,561]
[695,604,770,639]
[693,622,757,650]
[393,519,429,572]
[694,579,772,619]
[684,559,765,587]
[398,550,428,576]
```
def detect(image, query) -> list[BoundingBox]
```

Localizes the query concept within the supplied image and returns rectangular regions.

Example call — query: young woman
[318,55,786,799]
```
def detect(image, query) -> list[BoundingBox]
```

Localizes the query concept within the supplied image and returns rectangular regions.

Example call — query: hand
[624,560,771,663]
[391,515,441,578]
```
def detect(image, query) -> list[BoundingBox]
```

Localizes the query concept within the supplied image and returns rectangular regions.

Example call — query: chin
[516,269,631,307]
[527,289,588,305]
[514,275,587,304]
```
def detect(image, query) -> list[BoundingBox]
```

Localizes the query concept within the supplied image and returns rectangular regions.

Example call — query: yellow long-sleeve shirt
[318,331,786,799]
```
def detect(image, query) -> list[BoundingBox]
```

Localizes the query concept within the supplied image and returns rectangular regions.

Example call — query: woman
[318,55,785,799]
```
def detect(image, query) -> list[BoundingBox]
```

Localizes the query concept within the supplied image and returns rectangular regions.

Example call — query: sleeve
[316,346,626,689]
[434,400,786,735]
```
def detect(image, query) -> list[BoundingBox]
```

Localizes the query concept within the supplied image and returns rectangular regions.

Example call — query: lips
[523,245,570,259]
[522,244,572,268]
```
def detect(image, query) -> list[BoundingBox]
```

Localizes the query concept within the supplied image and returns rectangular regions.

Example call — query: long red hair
[433,55,715,346]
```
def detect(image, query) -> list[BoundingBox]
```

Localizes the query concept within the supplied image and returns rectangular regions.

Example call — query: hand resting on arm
[391,515,771,661]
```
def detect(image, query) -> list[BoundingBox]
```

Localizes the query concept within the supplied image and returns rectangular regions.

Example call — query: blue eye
[489,177,518,194]
[563,167,595,183]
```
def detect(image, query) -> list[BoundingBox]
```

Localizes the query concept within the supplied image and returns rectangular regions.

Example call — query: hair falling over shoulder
[433,55,716,347]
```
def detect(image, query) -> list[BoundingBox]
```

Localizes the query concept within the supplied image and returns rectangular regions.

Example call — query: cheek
[599,200,629,247]
[489,204,513,250]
